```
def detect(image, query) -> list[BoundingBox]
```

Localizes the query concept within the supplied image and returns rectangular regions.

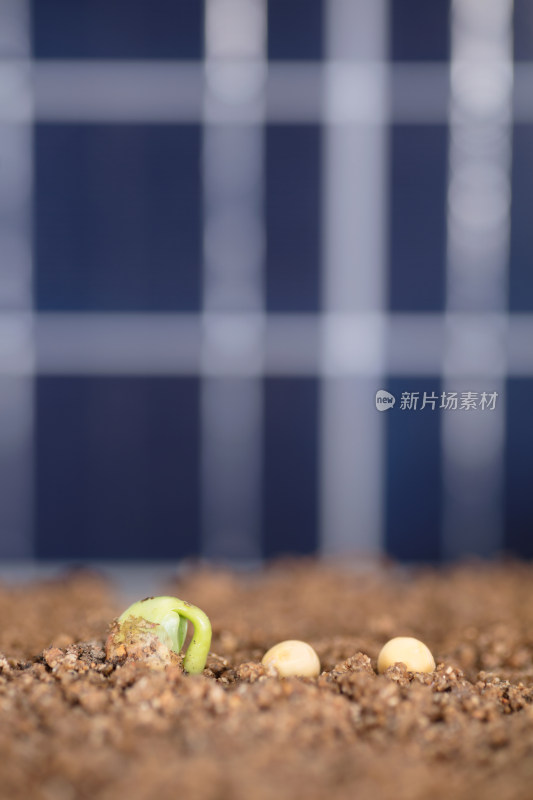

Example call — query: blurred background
[0,0,532,566]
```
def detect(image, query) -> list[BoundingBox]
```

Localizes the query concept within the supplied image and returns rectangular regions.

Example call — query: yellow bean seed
[377,636,435,674]
[262,640,321,678]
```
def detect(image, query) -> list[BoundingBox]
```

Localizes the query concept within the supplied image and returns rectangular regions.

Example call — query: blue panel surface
[514,0,533,61]
[32,0,203,59]
[268,0,323,60]
[391,0,450,62]
[35,377,200,559]
[266,125,321,312]
[263,378,318,557]
[509,125,533,312]
[388,125,448,312]
[385,377,442,562]
[505,379,533,558]
[35,125,201,311]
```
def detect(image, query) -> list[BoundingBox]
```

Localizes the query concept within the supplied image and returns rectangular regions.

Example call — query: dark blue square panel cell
[35,125,201,312]
[505,379,533,559]
[32,0,203,59]
[509,126,533,312]
[265,125,321,312]
[390,0,450,62]
[388,125,448,313]
[263,378,319,558]
[35,377,200,560]
[268,0,323,60]
[514,0,533,61]
[385,377,442,562]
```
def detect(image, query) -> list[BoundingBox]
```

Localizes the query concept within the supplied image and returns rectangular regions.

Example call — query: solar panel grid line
[0,311,525,377]
[200,0,266,560]
[0,0,33,557]
[31,60,204,123]
[319,0,389,558]
[507,315,533,375]
[21,59,533,125]
[513,63,533,121]
[33,313,202,375]
[442,0,514,560]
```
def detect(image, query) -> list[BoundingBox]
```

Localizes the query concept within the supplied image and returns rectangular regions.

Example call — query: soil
[1,561,533,800]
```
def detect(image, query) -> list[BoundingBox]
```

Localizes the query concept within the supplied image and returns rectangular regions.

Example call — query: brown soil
[1,561,533,800]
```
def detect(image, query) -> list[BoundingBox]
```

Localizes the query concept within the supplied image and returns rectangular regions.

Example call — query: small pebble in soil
[377,636,436,674]
[262,640,321,678]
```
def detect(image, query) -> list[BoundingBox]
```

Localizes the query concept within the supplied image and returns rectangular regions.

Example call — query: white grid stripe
[0,60,526,124]
[200,0,266,560]
[0,0,33,558]
[442,0,514,559]
[0,312,524,377]
[319,0,389,557]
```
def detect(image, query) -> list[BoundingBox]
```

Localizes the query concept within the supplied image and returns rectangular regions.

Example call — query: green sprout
[117,596,212,675]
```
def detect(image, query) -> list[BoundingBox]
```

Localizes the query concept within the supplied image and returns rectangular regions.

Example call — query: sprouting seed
[113,596,212,675]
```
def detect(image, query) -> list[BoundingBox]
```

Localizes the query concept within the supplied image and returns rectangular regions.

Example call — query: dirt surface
[1,561,533,800]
